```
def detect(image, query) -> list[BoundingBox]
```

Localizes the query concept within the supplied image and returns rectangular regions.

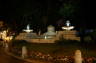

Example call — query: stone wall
[56,30,80,41]
[15,30,80,43]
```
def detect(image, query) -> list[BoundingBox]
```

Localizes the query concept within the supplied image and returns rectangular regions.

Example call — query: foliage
[11,40,28,47]
[84,36,92,42]
[55,38,80,46]
[59,0,80,19]
[83,29,96,43]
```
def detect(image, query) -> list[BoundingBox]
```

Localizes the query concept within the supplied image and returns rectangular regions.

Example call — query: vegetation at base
[10,39,96,57]
[55,38,80,46]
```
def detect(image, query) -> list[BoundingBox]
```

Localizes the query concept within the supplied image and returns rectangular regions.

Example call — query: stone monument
[15,22,80,43]
[43,25,56,39]
[21,46,28,58]
[23,24,33,33]
[62,20,74,31]
[15,24,37,40]
[57,20,80,41]
[74,50,82,63]
[44,25,56,36]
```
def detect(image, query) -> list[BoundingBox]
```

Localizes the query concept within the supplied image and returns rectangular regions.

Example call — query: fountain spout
[23,24,33,33]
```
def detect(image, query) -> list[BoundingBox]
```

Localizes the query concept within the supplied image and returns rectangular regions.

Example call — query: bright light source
[62,20,74,30]
[23,24,33,33]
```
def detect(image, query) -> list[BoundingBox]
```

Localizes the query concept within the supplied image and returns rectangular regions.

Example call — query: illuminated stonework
[62,20,74,30]
[15,24,80,43]
[44,25,56,36]
[23,24,33,33]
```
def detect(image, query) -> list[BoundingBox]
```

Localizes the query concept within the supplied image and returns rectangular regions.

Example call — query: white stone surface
[21,46,28,58]
[62,20,74,30]
[23,24,33,33]
[45,25,56,36]
[66,20,70,26]
[74,50,82,63]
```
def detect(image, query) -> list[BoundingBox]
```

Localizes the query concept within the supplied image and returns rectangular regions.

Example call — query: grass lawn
[10,40,96,57]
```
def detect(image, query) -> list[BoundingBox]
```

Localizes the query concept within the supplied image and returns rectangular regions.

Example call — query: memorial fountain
[62,20,74,30]
[15,21,80,43]
[23,24,33,33]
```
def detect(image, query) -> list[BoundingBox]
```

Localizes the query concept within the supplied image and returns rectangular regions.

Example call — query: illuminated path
[0,47,29,63]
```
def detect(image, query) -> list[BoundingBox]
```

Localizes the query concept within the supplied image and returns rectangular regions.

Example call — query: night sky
[82,1,93,28]
[0,0,95,31]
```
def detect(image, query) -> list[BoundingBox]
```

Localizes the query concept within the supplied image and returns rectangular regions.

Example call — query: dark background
[0,0,95,32]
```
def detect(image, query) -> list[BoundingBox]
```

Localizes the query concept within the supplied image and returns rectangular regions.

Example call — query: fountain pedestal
[62,20,74,31]
[23,24,33,33]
